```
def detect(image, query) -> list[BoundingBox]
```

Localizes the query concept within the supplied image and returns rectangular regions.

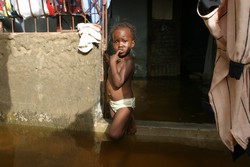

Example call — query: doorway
[147,0,180,77]
[133,0,214,123]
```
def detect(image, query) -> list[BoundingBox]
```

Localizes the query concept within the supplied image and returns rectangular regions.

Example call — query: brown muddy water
[0,124,248,167]
[133,76,215,123]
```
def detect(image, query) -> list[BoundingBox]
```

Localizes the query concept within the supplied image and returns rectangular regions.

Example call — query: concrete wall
[0,32,102,131]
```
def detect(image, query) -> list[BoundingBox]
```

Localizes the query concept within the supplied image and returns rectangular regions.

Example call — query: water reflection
[0,125,15,167]
[0,124,248,167]
[133,76,215,123]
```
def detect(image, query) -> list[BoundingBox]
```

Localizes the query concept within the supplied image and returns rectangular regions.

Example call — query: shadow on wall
[67,108,95,132]
[0,34,12,122]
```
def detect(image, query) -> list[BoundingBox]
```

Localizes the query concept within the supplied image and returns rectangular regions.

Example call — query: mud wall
[0,32,102,131]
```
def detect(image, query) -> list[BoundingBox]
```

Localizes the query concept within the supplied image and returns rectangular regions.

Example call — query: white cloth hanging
[11,0,49,19]
[77,23,102,53]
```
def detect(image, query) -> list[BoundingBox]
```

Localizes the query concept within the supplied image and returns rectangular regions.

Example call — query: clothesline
[0,0,110,24]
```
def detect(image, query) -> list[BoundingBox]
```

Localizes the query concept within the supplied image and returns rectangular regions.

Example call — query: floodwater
[1,77,248,166]
[133,76,215,123]
[0,124,248,167]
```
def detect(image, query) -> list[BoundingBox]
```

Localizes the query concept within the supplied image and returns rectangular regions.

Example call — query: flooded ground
[0,124,248,167]
[133,76,215,123]
[1,77,248,166]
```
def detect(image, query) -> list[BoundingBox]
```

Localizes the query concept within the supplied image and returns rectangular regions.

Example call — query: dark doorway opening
[133,0,214,123]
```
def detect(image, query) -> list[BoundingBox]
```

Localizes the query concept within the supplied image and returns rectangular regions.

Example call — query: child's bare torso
[106,58,134,101]
[106,75,133,101]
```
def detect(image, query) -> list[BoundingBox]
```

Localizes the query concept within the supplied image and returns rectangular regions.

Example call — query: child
[105,22,137,140]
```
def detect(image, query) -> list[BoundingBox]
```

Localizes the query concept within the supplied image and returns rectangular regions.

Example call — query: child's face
[112,27,135,57]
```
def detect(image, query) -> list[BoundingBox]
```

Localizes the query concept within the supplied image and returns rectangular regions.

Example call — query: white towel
[77,23,102,53]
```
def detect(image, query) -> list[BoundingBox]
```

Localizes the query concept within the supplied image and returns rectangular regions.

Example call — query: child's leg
[126,113,137,135]
[109,107,131,140]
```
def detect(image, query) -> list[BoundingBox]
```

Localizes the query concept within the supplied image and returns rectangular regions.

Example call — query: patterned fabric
[1,0,111,24]
[0,0,16,17]
[71,0,82,13]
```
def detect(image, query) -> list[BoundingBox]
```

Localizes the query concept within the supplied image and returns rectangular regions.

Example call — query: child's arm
[109,51,134,89]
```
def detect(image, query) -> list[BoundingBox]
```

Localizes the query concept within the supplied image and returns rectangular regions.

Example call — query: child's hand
[110,50,121,63]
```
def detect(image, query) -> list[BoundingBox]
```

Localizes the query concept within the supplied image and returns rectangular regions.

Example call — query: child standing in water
[105,22,137,139]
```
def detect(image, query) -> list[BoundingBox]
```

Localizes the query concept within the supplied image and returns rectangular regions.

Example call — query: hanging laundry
[46,0,56,16]
[55,0,82,14]
[57,0,68,13]
[77,23,101,53]
[0,0,17,17]
[11,0,49,19]
[82,0,111,24]
[70,0,82,13]
[0,0,4,17]
[197,0,250,160]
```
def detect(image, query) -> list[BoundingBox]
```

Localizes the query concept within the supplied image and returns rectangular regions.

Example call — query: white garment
[11,0,49,19]
[109,98,136,113]
[77,23,101,53]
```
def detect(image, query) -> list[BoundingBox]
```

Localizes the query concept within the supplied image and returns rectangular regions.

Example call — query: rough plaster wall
[0,32,102,131]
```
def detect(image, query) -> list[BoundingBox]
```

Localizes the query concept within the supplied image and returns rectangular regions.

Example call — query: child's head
[110,22,136,42]
[109,22,136,57]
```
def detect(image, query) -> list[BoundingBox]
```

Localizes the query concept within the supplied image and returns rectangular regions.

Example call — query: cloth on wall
[197,0,250,160]
[76,23,101,53]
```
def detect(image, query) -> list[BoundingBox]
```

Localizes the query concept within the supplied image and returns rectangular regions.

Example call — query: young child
[105,22,137,140]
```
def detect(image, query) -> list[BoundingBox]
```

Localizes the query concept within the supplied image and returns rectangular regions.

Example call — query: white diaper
[109,97,135,113]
